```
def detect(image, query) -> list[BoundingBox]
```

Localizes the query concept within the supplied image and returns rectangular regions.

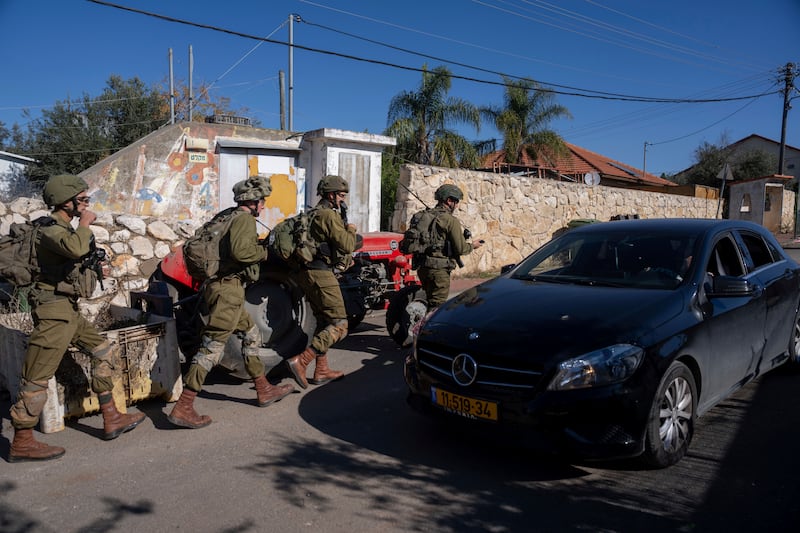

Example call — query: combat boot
[309,354,344,385]
[9,428,65,463]
[286,347,317,389]
[167,389,212,429]
[253,375,294,407]
[98,393,146,440]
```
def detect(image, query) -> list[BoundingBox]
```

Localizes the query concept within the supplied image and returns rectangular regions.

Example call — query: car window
[513,230,698,289]
[706,235,745,277]
[737,230,775,270]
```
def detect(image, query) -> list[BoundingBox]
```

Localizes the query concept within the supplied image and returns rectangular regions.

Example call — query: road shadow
[251,323,703,532]
[0,479,155,533]
[260,316,800,531]
[687,369,800,530]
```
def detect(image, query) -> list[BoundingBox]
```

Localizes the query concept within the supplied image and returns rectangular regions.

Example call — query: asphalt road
[2,280,800,532]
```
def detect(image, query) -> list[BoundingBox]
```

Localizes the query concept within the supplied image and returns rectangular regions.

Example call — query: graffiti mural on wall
[84,122,308,223]
[88,126,221,220]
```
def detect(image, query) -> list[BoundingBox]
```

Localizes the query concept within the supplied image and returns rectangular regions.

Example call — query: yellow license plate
[431,387,498,421]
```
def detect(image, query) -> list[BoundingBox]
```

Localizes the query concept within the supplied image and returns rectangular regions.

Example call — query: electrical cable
[86,0,779,105]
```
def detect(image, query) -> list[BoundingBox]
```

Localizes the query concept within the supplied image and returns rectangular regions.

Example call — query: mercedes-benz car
[404,219,800,467]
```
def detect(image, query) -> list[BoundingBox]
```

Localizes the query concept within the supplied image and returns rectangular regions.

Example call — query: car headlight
[547,344,644,391]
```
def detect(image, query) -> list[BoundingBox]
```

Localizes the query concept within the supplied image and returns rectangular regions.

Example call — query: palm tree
[482,76,572,165]
[385,65,481,168]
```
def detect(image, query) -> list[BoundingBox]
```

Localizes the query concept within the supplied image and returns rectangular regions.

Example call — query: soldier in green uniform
[285,175,358,389]
[167,175,294,429]
[8,174,146,463]
[417,184,483,307]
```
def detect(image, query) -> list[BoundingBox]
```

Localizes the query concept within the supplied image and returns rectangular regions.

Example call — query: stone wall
[390,164,796,277]
[0,197,197,320]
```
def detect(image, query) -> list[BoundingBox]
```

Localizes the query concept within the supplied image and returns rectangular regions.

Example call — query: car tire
[385,284,427,347]
[785,308,800,370]
[641,361,697,468]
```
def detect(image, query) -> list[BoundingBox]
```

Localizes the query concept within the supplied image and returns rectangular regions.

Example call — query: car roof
[568,218,768,237]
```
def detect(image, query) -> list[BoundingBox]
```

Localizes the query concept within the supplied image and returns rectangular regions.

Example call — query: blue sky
[1,0,798,177]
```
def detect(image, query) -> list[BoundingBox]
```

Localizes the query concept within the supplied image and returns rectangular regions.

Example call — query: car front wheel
[641,361,697,468]
[786,308,800,369]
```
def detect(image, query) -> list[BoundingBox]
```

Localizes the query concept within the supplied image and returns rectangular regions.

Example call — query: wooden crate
[0,306,182,433]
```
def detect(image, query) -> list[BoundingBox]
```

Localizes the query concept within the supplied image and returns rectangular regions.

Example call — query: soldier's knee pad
[330,319,349,343]
[241,326,262,358]
[91,340,116,379]
[192,336,226,371]
[10,379,49,426]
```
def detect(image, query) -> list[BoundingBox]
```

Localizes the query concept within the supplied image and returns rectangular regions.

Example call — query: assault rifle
[444,227,472,269]
[82,245,107,290]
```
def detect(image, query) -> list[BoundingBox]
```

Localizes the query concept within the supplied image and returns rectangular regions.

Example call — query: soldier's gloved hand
[346,223,357,233]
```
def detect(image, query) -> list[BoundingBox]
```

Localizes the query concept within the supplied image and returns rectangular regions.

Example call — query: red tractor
[149,231,419,374]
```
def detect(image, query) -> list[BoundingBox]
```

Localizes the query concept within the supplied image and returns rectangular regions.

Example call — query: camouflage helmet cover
[435,184,464,202]
[317,175,349,195]
[43,174,89,207]
[233,174,272,202]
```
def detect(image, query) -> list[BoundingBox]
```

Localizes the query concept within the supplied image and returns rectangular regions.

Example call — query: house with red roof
[479,142,676,190]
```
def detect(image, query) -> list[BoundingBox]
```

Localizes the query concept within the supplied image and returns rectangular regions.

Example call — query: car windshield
[511,229,699,289]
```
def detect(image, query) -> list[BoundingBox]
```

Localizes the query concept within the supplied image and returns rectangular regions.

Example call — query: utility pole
[168,48,175,124]
[779,62,796,175]
[288,14,296,132]
[778,62,800,236]
[642,141,650,180]
[279,70,286,130]
[188,45,194,122]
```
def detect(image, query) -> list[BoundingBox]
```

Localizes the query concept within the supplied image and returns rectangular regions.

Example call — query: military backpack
[400,208,445,258]
[182,207,245,281]
[0,216,56,288]
[267,208,319,265]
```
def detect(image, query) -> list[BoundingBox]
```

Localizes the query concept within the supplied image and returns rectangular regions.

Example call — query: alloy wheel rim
[658,376,693,453]
[794,318,800,360]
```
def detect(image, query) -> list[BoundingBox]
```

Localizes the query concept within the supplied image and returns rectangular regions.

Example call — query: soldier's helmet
[434,184,464,202]
[233,174,272,202]
[43,174,89,207]
[317,175,349,195]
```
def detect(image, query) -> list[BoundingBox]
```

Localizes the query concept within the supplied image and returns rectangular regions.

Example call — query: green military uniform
[10,215,112,430]
[417,206,474,307]
[290,198,358,354]
[183,209,268,392]
[168,174,291,430]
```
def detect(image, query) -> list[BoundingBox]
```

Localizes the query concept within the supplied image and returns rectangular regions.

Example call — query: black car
[404,219,800,467]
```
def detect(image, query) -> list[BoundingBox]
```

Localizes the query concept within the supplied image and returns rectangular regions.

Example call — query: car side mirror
[501,263,516,274]
[706,275,756,298]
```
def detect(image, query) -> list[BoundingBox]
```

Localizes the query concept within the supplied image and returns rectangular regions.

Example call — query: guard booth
[727,174,792,232]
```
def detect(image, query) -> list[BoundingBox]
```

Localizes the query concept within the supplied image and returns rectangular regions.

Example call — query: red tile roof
[480,142,676,187]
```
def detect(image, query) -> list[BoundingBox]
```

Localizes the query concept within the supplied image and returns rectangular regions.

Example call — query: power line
[86,0,779,105]
[648,92,769,146]
[0,94,154,113]
[583,0,764,71]
[494,0,760,72]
